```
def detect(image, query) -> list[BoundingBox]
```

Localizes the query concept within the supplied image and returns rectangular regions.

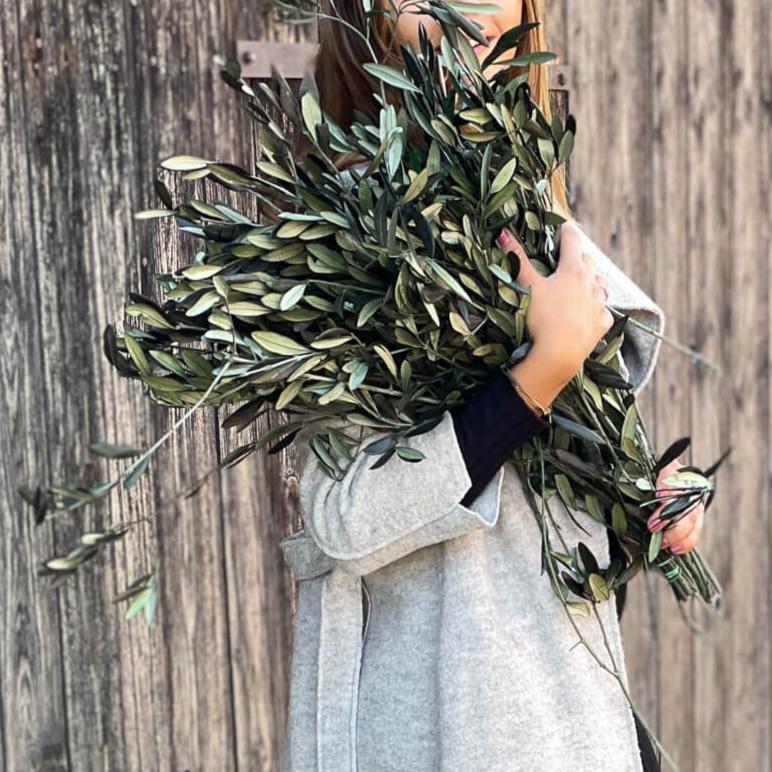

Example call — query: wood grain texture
[564,1,769,770]
[687,3,735,770]
[651,2,696,768]
[0,1,314,770]
[0,1,767,771]
[720,1,771,769]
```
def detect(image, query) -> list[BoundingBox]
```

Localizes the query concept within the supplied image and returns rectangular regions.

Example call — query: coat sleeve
[617,302,666,396]
[294,409,506,578]
[576,226,667,396]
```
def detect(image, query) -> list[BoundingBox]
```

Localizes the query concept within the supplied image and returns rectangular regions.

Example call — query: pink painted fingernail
[650,518,668,533]
[671,544,684,554]
[496,229,511,248]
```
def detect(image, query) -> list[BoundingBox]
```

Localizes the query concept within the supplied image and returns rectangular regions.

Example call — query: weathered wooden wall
[0,1,768,771]
[546,1,771,771]
[1,3,316,770]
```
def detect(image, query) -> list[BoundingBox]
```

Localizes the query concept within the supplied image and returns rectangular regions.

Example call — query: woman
[278,1,706,769]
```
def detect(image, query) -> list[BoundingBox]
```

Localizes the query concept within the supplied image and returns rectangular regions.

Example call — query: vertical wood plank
[766,1,772,768]
[721,0,771,768]
[542,0,568,65]
[686,1,733,769]
[0,1,314,770]
[0,2,71,769]
[210,18,318,772]
[566,0,665,753]
[650,0,696,768]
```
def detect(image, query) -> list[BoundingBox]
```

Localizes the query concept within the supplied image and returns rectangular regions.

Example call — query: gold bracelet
[502,367,553,421]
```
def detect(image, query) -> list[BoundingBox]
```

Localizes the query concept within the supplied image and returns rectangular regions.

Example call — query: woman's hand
[499,221,614,409]
[646,458,706,555]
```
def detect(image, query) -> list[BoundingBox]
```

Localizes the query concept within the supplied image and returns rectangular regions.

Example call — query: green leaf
[126,586,153,620]
[395,446,426,462]
[362,63,422,93]
[310,334,353,349]
[160,155,209,171]
[403,167,429,203]
[318,381,346,405]
[251,331,311,356]
[228,301,266,317]
[256,160,295,184]
[280,283,307,311]
[185,290,220,317]
[555,473,576,509]
[588,573,609,602]
[373,345,398,379]
[143,581,159,624]
[87,481,120,497]
[276,219,310,239]
[490,157,517,195]
[566,601,590,617]
[149,351,187,377]
[134,208,175,220]
[124,335,151,376]
[481,22,540,69]
[425,258,472,302]
[558,130,575,164]
[584,494,605,523]
[181,264,223,280]
[301,91,323,138]
[123,455,150,490]
[648,529,663,561]
[524,210,541,229]
[488,264,513,283]
[348,361,369,390]
[181,350,213,377]
[621,403,638,441]
[276,379,303,410]
[551,414,604,444]
[611,503,628,535]
[319,210,350,228]
[357,298,382,327]
[537,136,555,167]
[502,51,558,67]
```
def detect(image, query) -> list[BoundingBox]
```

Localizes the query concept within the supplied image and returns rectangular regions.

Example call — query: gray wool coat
[278,225,666,772]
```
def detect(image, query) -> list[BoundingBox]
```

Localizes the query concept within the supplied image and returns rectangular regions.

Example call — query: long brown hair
[305,0,571,218]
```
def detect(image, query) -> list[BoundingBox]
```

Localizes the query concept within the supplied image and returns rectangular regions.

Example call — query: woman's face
[385,0,525,80]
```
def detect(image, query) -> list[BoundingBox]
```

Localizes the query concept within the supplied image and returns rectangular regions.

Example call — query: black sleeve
[449,368,550,508]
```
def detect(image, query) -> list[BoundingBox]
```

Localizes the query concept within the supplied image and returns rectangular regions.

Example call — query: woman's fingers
[495,228,538,286]
[661,504,700,549]
[496,222,591,287]
[669,505,705,554]
[557,221,585,274]
[646,456,707,554]
[647,459,682,531]
[582,251,597,283]
[593,281,609,303]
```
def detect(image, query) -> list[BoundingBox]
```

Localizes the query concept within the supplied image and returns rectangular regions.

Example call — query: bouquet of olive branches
[21,2,726,634]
